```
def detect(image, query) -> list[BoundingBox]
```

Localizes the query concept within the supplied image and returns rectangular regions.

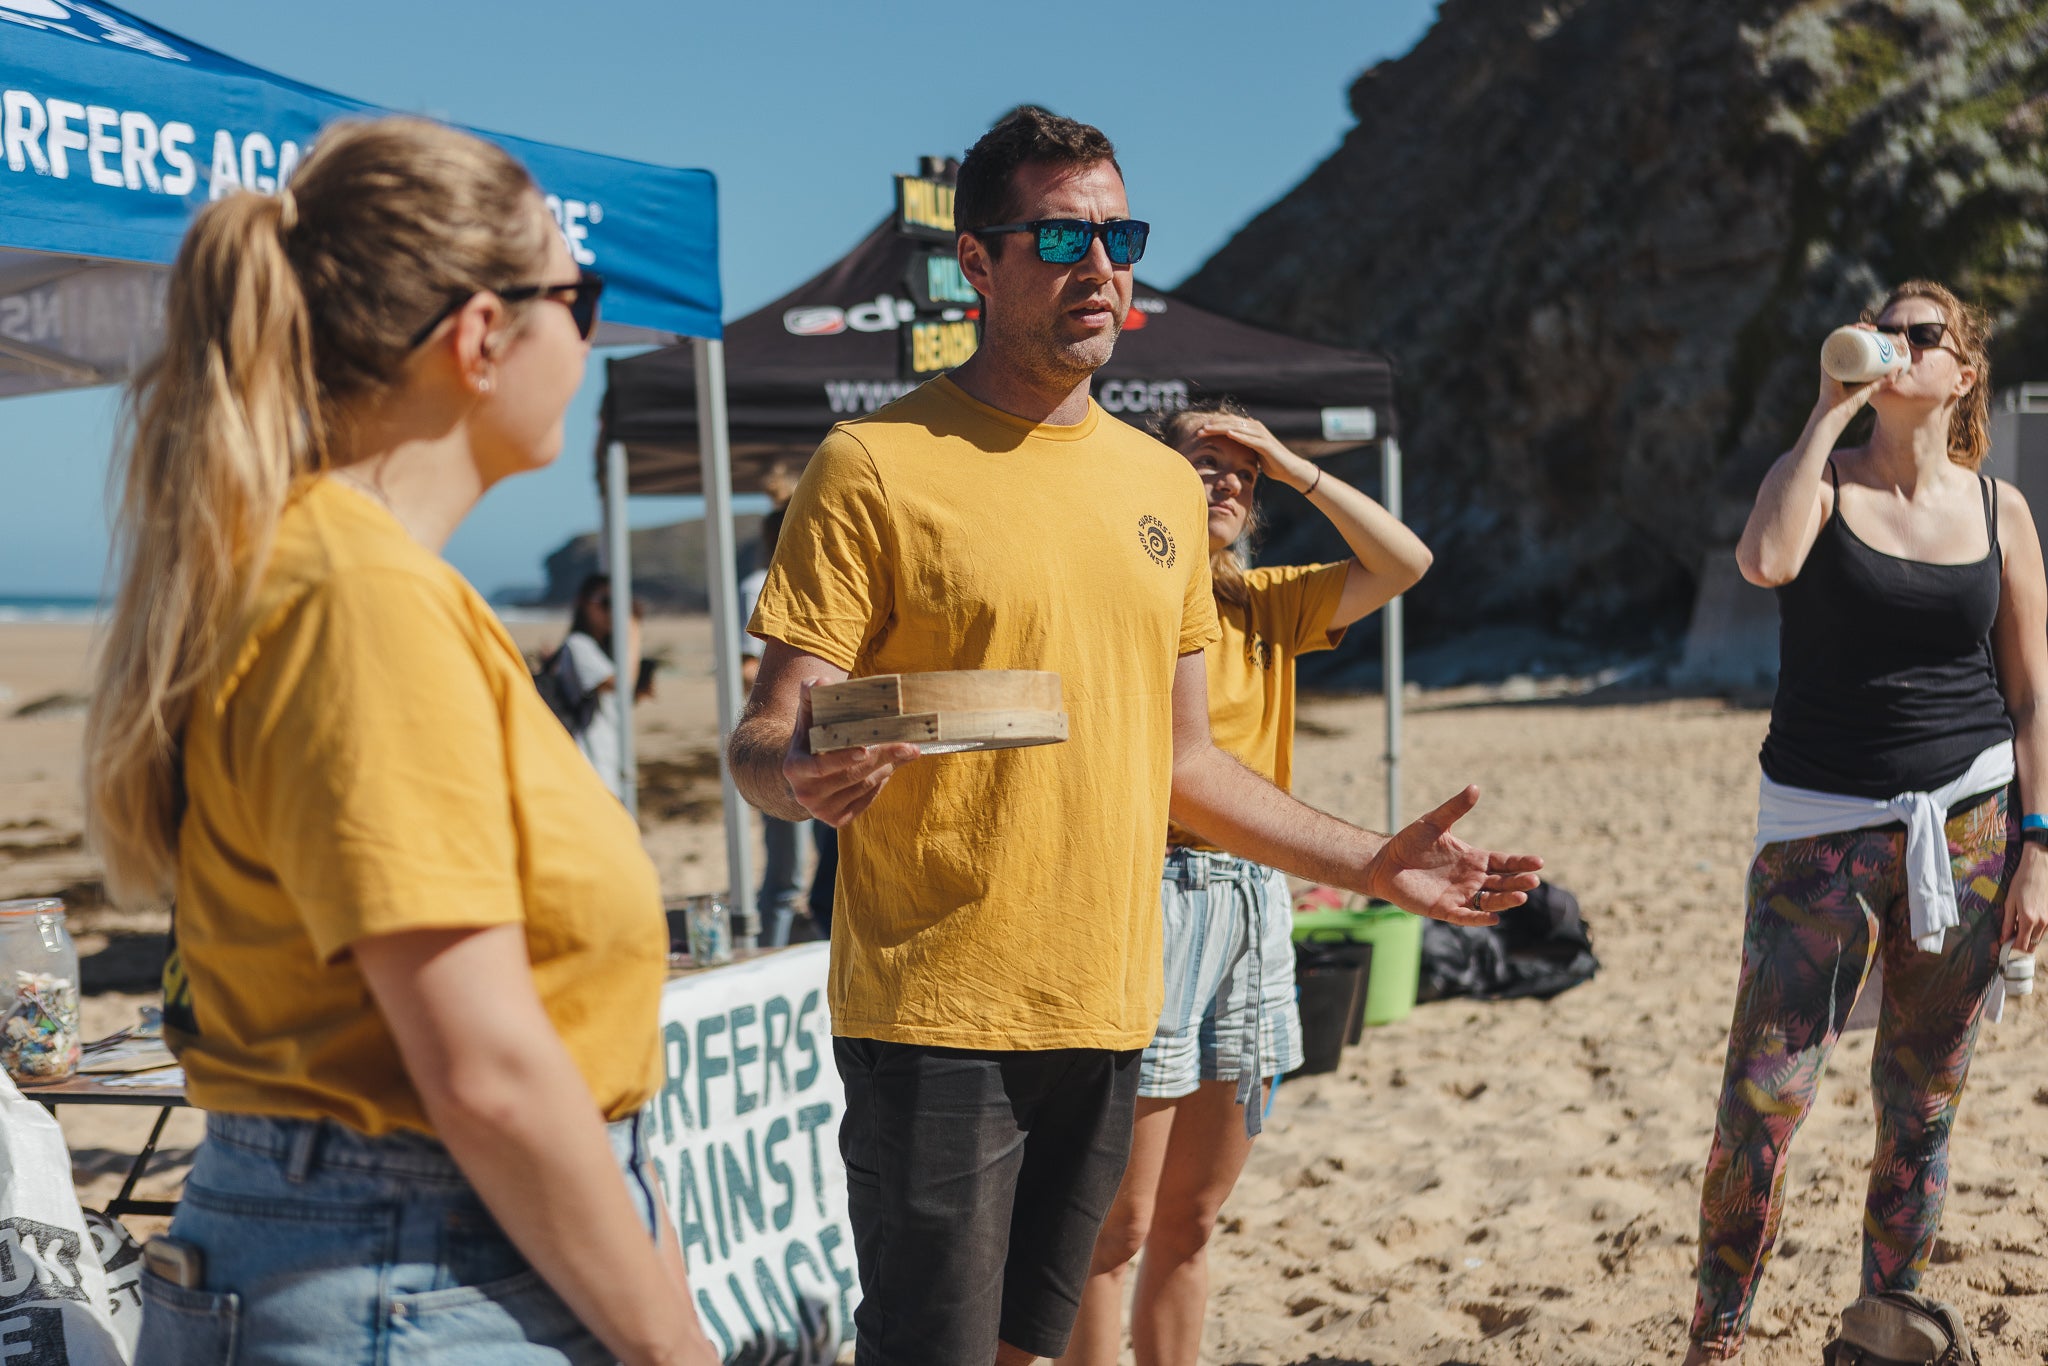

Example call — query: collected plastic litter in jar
[3,969,81,1081]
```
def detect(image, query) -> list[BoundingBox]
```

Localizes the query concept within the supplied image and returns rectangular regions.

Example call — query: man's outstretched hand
[1362,785,1543,926]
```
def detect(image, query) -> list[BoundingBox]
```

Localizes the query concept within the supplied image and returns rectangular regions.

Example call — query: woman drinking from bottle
[1685,281,2048,1362]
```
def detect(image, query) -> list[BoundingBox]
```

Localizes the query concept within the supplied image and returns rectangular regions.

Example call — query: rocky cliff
[1182,0,2048,667]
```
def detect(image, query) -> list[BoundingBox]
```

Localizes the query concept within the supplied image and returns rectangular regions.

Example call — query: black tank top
[1759,462,2013,798]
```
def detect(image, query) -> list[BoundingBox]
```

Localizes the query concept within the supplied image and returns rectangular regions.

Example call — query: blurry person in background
[810,823,839,937]
[553,572,653,804]
[740,508,820,944]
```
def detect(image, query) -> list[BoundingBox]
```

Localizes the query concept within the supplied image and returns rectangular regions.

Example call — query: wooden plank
[810,671,1061,726]
[811,712,943,750]
[810,675,904,726]
[896,670,1062,715]
[810,709,1067,755]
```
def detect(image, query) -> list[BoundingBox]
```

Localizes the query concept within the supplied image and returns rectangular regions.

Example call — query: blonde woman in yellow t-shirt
[84,119,716,1366]
[1061,400,1433,1366]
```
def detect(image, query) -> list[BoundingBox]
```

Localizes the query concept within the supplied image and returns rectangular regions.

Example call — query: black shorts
[834,1038,1141,1364]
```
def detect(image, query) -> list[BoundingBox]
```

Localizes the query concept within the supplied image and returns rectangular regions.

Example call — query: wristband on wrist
[2024,814,2048,831]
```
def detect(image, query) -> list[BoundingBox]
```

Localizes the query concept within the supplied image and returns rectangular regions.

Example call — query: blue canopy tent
[1,0,756,919]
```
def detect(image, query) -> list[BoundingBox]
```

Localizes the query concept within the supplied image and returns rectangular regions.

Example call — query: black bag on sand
[1418,881,1599,1003]
[1821,1292,1977,1366]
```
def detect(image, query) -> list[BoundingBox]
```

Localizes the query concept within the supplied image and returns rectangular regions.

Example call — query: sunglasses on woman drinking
[976,218,1150,266]
[1873,320,1954,352]
[407,270,605,350]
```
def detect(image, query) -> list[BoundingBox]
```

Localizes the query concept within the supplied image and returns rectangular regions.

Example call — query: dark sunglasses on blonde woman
[407,270,605,350]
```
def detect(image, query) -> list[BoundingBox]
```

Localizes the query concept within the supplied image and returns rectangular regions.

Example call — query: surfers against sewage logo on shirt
[1138,515,1176,568]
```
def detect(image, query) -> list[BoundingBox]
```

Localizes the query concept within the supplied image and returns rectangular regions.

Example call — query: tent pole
[605,442,637,811]
[694,337,758,944]
[1381,436,1404,836]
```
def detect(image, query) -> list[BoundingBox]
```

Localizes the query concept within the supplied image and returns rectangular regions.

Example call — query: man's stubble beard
[983,304,1123,396]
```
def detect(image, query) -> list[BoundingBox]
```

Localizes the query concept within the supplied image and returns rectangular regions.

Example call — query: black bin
[1300,930,1376,1044]
[1289,936,1370,1077]
[1342,941,1375,1045]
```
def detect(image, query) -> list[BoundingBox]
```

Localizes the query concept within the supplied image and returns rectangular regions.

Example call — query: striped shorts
[1140,849,1303,1103]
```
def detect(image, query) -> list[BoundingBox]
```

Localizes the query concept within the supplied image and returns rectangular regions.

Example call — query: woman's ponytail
[86,192,322,906]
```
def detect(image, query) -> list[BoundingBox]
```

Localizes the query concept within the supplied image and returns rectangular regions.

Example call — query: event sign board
[900,316,978,378]
[0,0,721,343]
[645,946,857,1363]
[903,248,976,310]
[892,173,954,242]
[1320,406,1378,442]
[891,170,970,378]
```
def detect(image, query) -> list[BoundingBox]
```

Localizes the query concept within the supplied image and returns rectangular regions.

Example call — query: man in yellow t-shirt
[733,107,1543,1366]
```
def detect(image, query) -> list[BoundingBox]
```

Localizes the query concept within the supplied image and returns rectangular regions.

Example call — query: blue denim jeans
[135,1112,656,1365]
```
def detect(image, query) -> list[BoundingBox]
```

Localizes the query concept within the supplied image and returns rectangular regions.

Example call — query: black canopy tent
[597,220,1414,830]
[599,217,1397,494]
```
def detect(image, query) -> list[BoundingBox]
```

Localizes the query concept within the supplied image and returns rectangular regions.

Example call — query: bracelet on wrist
[1304,466,1324,498]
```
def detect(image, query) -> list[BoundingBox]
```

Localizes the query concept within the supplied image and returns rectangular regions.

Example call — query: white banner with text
[647,945,856,1364]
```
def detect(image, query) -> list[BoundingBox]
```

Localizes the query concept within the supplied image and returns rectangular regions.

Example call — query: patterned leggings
[1689,786,2012,1355]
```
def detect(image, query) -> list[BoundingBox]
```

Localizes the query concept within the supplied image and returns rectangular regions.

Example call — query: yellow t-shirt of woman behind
[1170,562,1349,852]
[169,477,668,1137]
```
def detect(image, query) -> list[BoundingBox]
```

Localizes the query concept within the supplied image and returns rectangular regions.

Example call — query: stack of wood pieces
[808,671,1067,756]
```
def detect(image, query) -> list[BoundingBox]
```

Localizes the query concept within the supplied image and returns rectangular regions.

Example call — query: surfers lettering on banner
[0,88,610,266]
[645,943,857,1365]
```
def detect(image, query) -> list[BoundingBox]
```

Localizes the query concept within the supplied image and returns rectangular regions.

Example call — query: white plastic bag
[0,1073,130,1364]
[81,1212,142,1359]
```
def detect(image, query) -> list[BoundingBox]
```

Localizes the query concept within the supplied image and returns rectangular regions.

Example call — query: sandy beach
[4,617,2042,1363]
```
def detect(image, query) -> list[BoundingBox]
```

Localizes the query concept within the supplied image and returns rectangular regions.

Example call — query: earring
[477,376,494,394]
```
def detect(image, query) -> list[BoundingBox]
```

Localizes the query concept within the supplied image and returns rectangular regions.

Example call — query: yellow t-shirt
[751,377,1220,1050]
[1170,562,1350,851]
[169,478,668,1137]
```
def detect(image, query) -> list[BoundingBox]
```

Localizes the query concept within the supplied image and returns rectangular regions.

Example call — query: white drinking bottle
[1821,326,1909,384]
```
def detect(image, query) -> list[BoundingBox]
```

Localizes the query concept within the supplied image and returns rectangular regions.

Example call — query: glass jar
[0,898,82,1083]
[684,893,732,968]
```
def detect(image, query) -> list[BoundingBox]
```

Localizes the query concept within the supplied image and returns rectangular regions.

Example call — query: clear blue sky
[2,0,1438,600]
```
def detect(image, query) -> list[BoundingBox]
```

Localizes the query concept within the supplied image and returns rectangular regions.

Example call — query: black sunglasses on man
[975,218,1149,267]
